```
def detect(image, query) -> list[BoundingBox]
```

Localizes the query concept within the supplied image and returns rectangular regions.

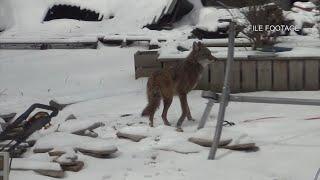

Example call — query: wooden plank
[305,60,319,90]
[0,157,3,169]
[273,61,289,91]
[162,61,180,69]
[230,61,241,93]
[135,67,160,79]
[196,66,210,90]
[0,42,98,49]
[257,60,272,91]
[134,51,161,68]
[210,61,225,92]
[289,60,304,90]
[241,61,257,92]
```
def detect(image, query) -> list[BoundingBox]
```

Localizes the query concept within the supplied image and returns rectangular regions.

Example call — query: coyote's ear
[193,42,200,51]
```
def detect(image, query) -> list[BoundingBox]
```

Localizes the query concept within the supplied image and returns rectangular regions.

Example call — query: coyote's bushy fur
[141,42,217,130]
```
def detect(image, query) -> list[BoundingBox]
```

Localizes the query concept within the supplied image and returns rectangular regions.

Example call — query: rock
[75,147,118,158]
[53,152,84,172]
[72,122,104,137]
[34,170,65,178]
[188,137,232,147]
[116,131,147,142]
[222,143,259,152]
[53,153,78,165]
[33,148,54,153]
[78,130,98,138]
[34,132,118,158]
[48,151,66,157]
[65,114,77,121]
[12,159,64,178]
[60,161,84,172]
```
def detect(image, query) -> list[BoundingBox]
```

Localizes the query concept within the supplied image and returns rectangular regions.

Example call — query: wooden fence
[134,51,320,93]
[0,37,98,50]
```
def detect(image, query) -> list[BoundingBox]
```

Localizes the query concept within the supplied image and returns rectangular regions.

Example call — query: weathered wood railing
[134,50,320,92]
[0,37,98,49]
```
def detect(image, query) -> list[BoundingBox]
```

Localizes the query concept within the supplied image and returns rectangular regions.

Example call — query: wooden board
[0,158,3,169]
[289,60,304,90]
[241,61,257,92]
[0,42,98,50]
[222,143,259,152]
[134,51,161,68]
[210,61,225,92]
[230,61,241,93]
[257,60,272,91]
[305,60,319,90]
[196,66,210,90]
[273,61,288,91]
[135,67,160,79]
[162,61,180,69]
[116,131,147,142]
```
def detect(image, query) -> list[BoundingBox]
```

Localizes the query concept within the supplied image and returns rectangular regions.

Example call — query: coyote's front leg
[176,94,188,131]
[186,98,195,121]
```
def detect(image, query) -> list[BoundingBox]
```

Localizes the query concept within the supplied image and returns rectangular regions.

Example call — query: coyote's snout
[141,42,217,131]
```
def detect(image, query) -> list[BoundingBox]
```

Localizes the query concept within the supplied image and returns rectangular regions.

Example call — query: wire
[9,157,12,174]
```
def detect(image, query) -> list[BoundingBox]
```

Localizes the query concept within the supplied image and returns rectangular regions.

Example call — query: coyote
[141,42,217,131]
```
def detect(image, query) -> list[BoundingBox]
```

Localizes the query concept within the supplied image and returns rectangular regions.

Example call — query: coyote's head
[189,42,217,66]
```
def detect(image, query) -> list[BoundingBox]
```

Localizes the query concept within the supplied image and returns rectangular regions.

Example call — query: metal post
[198,99,215,129]
[208,21,236,160]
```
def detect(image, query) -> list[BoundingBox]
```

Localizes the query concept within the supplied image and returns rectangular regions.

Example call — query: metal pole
[198,99,215,129]
[208,21,235,160]
[229,95,320,106]
[202,91,320,107]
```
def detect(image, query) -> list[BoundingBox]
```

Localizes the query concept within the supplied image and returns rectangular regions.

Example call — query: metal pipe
[229,95,320,106]
[208,21,236,160]
[202,91,320,106]
[198,99,215,129]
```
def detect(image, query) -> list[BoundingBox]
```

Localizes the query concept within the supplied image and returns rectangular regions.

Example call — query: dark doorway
[43,5,103,22]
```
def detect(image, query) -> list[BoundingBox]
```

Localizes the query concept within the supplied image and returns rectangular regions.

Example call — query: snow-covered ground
[1,46,320,180]
[1,0,320,179]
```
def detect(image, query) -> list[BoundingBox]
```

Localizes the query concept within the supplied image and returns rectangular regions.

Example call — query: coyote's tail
[141,78,161,117]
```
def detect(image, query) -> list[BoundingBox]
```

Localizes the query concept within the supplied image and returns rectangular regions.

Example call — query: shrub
[241,0,285,50]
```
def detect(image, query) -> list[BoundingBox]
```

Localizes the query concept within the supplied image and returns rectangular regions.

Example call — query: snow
[153,130,204,154]
[55,152,78,164]
[12,158,62,171]
[58,119,104,133]
[34,132,117,152]
[294,1,317,9]
[118,125,154,137]
[0,45,319,179]
[285,9,319,29]
[0,37,98,43]
[191,128,255,145]
[196,7,242,32]
[0,0,179,39]
[1,1,320,179]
